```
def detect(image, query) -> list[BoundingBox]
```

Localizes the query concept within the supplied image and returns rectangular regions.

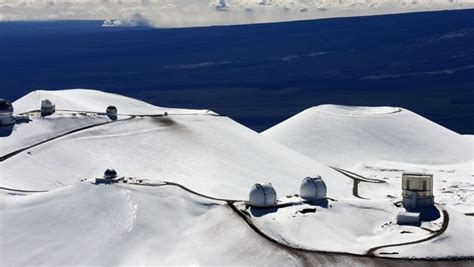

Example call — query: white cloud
[1,0,473,27]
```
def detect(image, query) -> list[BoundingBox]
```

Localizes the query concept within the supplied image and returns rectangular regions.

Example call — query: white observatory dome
[300,176,327,200]
[249,183,277,207]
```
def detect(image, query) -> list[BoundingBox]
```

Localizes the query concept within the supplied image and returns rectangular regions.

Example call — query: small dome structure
[106,105,118,120]
[0,99,13,111]
[104,169,118,179]
[0,99,15,126]
[41,99,55,117]
[300,176,327,201]
[249,183,277,207]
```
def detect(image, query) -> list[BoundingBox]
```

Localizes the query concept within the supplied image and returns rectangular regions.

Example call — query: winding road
[1,109,224,163]
[330,166,385,199]
[0,177,462,263]
[0,115,136,162]
[0,111,465,263]
[367,205,449,256]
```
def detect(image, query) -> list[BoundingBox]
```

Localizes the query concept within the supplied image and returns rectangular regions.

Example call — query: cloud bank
[1,0,473,28]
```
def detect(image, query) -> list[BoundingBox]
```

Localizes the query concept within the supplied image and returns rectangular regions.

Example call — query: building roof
[402,172,433,178]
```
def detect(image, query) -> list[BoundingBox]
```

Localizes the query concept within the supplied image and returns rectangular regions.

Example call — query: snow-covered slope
[355,161,474,213]
[1,88,212,157]
[1,90,473,264]
[262,105,473,168]
[1,0,473,27]
[235,198,474,258]
[0,114,109,156]
[262,104,474,213]
[1,90,352,200]
[0,183,302,266]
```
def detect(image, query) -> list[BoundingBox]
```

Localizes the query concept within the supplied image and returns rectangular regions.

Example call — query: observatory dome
[300,176,327,200]
[249,183,277,207]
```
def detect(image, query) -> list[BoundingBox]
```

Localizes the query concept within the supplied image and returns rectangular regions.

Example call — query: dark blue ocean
[0,9,473,133]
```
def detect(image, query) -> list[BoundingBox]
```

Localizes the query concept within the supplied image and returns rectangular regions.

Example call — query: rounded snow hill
[0,90,353,200]
[262,105,473,168]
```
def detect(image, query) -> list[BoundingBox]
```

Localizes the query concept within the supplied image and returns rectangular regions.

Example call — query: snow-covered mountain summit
[1,0,473,27]
[263,104,473,168]
[1,89,352,199]
[1,89,473,265]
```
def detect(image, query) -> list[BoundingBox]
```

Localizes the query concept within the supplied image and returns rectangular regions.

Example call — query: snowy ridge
[1,0,473,27]
[1,89,352,199]
[13,89,213,115]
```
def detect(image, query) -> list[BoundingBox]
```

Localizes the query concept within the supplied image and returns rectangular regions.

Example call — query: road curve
[125,180,246,203]
[0,116,136,162]
[2,179,469,262]
[0,186,48,193]
[367,205,449,256]
[330,166,385,199]
[2,108,229,163]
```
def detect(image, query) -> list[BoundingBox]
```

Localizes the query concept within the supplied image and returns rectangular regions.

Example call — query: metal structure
[0,99,15,126]
[106,106,118,120]
[40,99,56,117]
[402,172,434,210]
[397,212,421,226]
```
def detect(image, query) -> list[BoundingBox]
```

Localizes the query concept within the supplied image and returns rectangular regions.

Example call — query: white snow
[262,105,474,214]
[0,183,302,266]
[1,0,473,27]
[1,90,352,200]
[0,114,109,156]
[263,105,473,168]
[1,90,473,264]
[237,198,442,255]
[382,207,474,258]
[355,160,474,214]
